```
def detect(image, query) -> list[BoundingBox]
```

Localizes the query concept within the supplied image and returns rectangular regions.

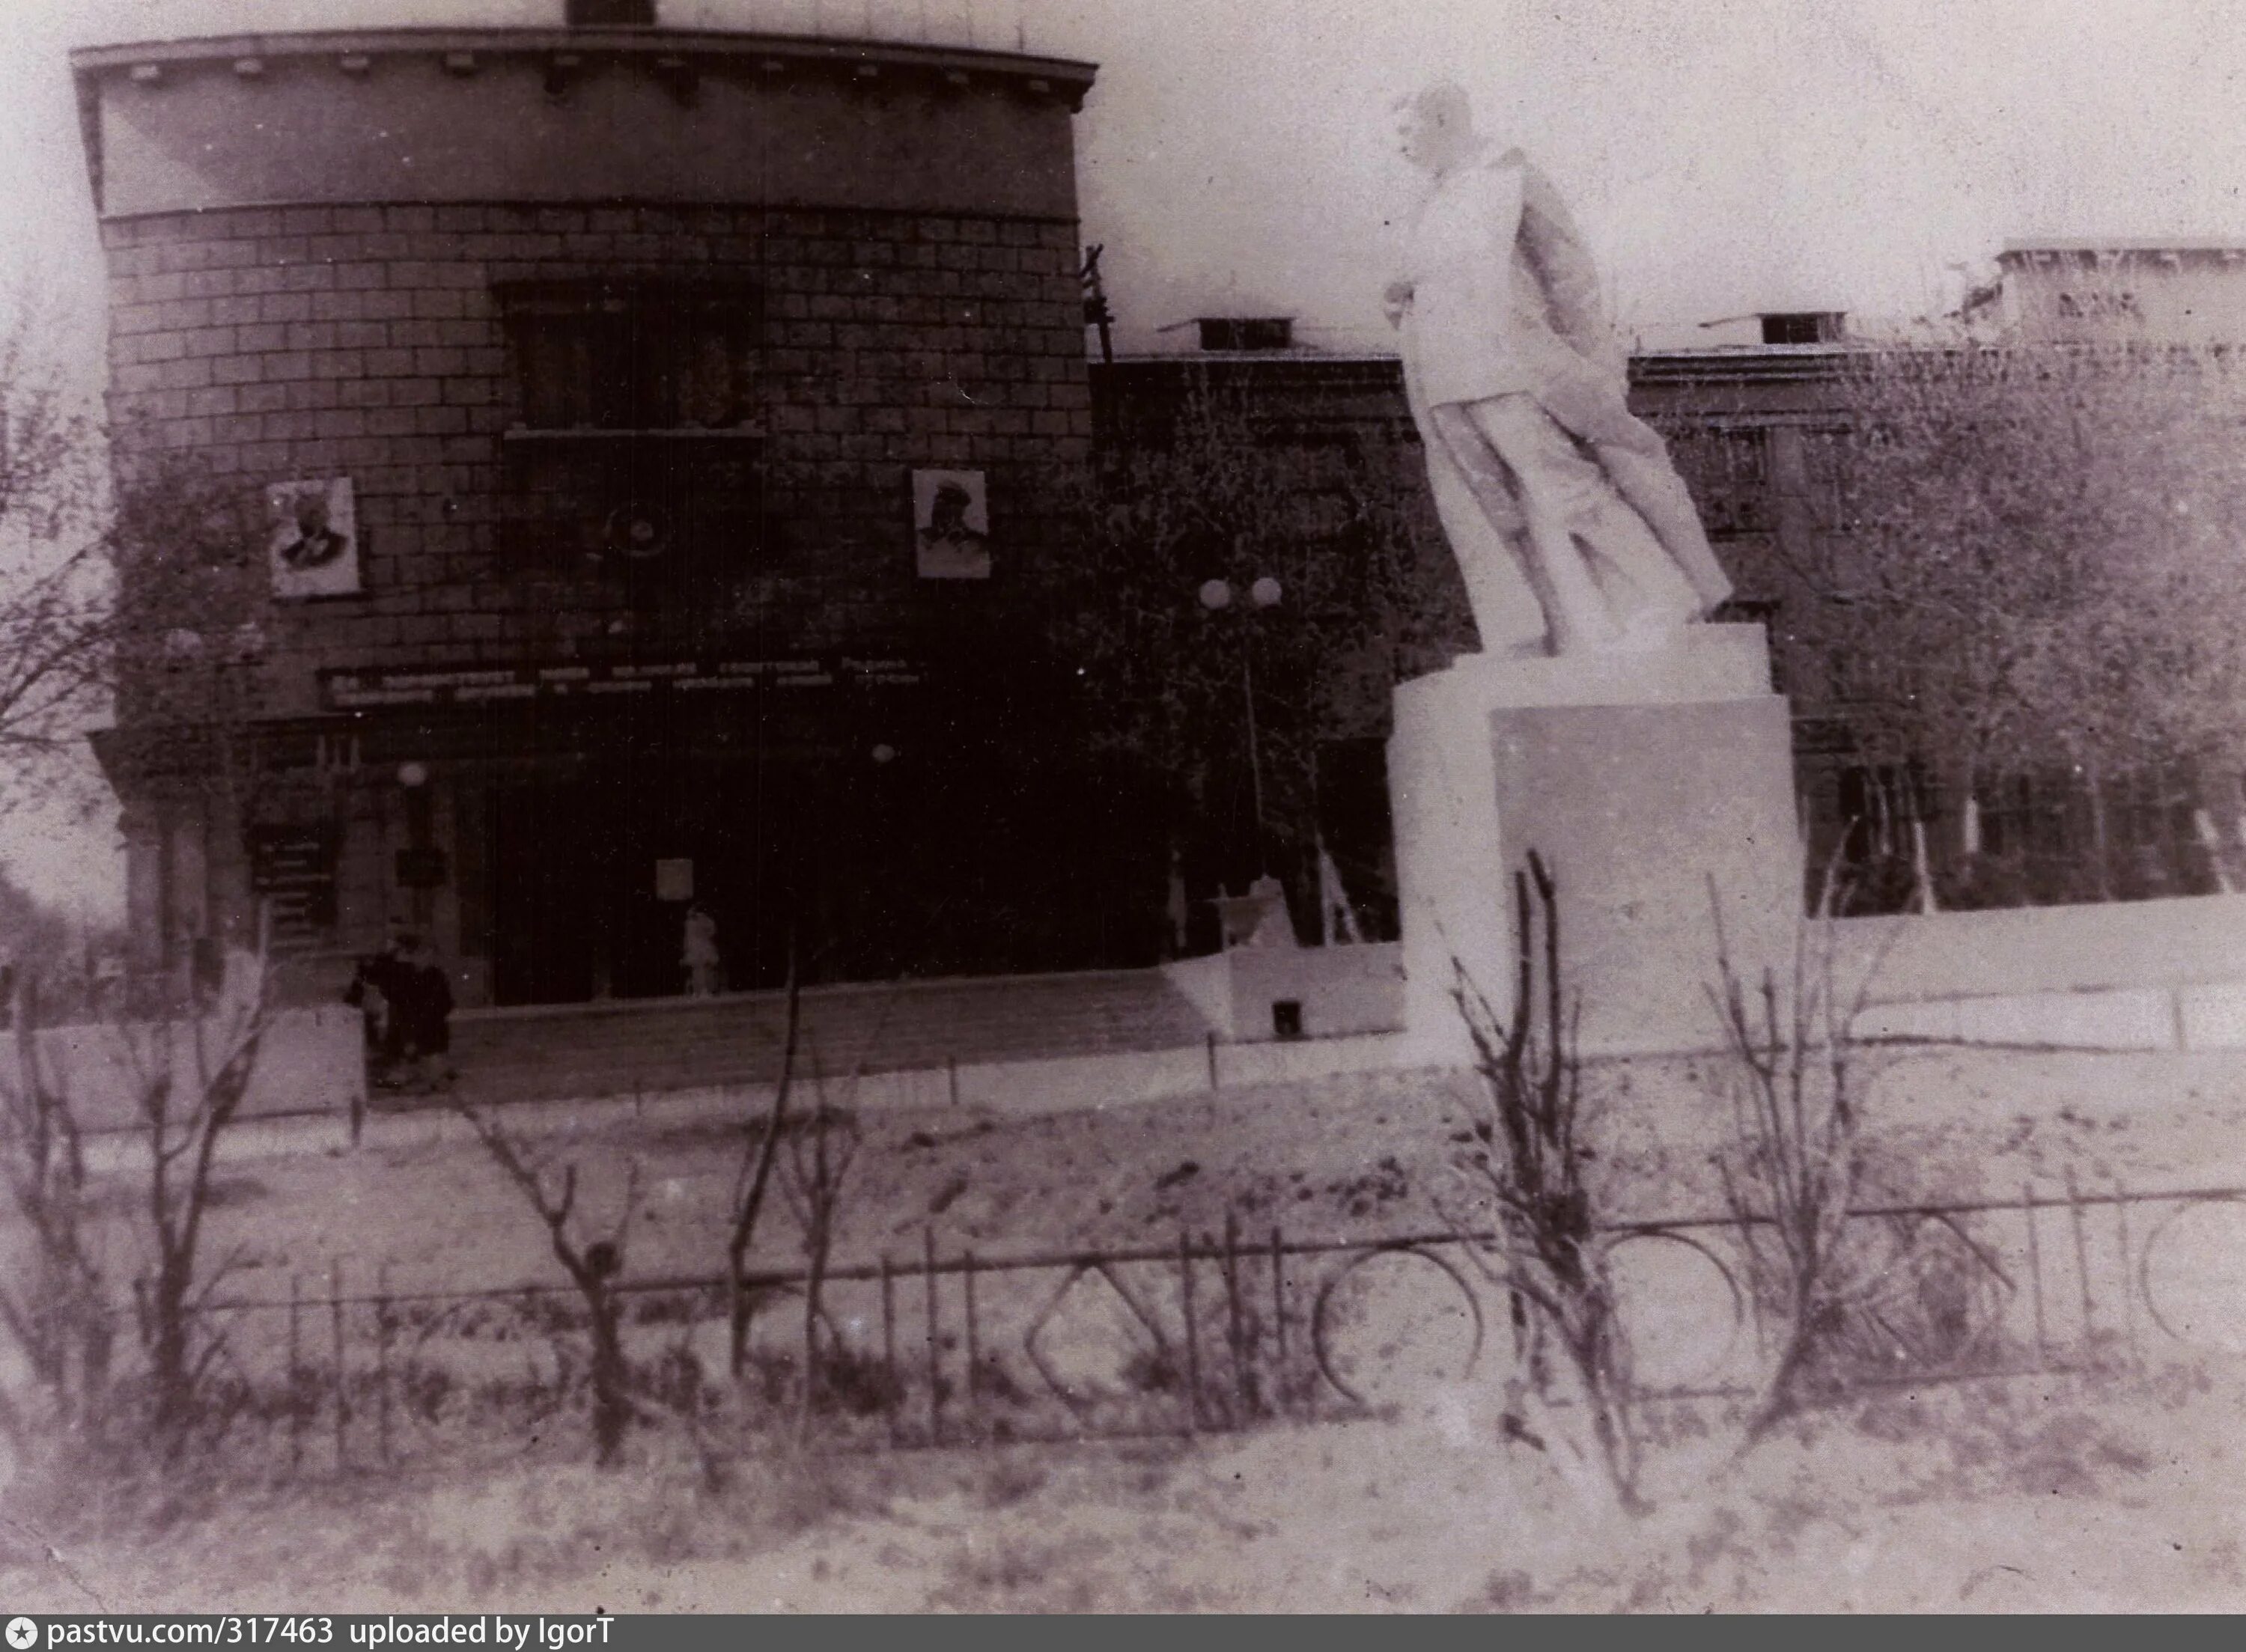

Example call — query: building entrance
[489,755,815,1006]
[481,716,1146,1007]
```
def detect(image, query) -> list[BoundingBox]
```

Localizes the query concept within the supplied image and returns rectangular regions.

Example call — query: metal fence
[178,1177,2246,1476]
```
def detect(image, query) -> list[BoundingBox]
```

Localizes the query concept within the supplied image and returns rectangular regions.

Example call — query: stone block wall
[100,198,1094,719]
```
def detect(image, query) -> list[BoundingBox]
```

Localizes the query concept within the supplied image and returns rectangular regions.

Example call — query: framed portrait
[267,477,361,600]
[911,468,990,579]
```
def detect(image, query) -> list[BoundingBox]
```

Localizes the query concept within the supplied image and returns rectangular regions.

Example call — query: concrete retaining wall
[1161,943,1405,1043]
[1835,892,2246,1052]
[66,894,2246,1170]
[32,1004,368,1133]
[165,1027,1418,1165]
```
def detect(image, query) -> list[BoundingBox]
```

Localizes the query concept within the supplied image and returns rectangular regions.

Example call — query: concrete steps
[442,968,1217,1109]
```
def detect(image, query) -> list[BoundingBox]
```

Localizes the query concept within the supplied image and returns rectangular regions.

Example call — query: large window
[500,282,761,432]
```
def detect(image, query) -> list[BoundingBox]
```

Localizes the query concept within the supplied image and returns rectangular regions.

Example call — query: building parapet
[72,27,1097,220]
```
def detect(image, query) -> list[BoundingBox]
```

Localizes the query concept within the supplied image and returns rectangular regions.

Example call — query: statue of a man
[1388,82,1734,656]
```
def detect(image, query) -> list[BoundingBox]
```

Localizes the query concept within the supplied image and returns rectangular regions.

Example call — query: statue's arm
[1518,161,1620,374]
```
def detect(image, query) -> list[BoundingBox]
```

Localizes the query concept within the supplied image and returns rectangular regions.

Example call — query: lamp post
[1198,573,1283,865]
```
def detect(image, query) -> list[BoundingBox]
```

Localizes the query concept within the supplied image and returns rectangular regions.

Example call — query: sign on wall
[267,478,361,600]
[319,654,923,710]
[246,821,340,941]
[912,469,990,579]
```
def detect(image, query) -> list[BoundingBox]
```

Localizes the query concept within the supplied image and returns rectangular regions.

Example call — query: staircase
[441,967,1215,1109]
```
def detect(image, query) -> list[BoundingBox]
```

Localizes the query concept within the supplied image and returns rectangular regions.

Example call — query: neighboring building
[2000,240,2246,345]
[1093,328,1902,916]
[76,17,1114,1005]
[1097,311,2238,918]
[1086,341,1458,948]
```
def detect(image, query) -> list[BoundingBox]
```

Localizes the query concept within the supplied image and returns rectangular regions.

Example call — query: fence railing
[169,1177,2246,1477]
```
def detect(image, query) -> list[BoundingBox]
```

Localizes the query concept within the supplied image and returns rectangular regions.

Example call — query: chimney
[1196,317,1294,352]
[1759,311,1846,345]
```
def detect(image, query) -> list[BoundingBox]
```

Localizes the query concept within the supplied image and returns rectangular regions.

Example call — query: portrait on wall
[912,468,991,579]
[267,477,361,600]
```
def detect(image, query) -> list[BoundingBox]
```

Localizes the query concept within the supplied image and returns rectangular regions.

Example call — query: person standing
[682,903,722,996]
[344,934,412,1089]
[405,936,455,1091]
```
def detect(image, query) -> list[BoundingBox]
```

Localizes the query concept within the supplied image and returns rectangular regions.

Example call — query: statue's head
[1394,80,1477,175]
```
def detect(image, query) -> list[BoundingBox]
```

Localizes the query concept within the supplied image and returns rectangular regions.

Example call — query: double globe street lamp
[1197,573,1284,861]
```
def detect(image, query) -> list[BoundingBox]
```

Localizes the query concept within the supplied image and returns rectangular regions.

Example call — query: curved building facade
[77,19,1110,1003]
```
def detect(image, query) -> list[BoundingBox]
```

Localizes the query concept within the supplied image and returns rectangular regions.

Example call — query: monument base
[1387,624,1804,1064]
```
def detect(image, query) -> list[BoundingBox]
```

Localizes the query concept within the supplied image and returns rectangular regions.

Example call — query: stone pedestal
[1387,624,1803,1063]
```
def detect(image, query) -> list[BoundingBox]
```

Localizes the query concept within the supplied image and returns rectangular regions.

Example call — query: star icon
[6,1618,39,1650]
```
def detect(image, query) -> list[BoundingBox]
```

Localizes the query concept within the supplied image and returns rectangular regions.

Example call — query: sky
[3,0,2245,915]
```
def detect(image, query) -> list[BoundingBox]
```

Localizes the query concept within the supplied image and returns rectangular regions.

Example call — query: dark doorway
[487,755,824,1006]
[591,755,811,999]
[481,714,1128,1005]
[489,776,599,1006]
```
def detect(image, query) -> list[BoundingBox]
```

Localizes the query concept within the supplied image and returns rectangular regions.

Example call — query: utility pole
[1081,244,1116,365]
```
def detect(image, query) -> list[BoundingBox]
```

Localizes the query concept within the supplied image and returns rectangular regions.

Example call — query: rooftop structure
[1997,240,2246,344]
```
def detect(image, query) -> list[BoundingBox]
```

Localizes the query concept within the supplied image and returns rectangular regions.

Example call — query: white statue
[1388,82,1734,656]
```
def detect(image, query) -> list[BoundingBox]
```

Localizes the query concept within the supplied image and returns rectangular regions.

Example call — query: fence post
[376,1262,393,1465]
[2065,1170,2097,1361]
[2113,1183,2142,1369]
[1205,1032,1220,1091]
[1269,1225,1287,1416]
[1223,1211,1248,1421]
[964,1248,981,1442]
[329,1258,348,1472]
[1738,1213,1768,1363]
[1178,1227,1200,1435]
[880,1253,899,1447]
[923,1225,942,1447]
[287,1272,303,1475]
[2023,1183,2050,1364]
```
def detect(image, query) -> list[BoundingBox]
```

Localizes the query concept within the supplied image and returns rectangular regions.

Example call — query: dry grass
[28,1047,2246,1309]
[4,1358,2240,1612]
[3,1046,2245,1611]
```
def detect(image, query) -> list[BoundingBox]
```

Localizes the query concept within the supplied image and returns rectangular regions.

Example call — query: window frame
[496,278,764,435]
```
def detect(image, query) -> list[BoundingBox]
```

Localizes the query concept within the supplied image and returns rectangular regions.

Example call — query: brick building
[1095,322,2239,918]
[76,18,1124,1005]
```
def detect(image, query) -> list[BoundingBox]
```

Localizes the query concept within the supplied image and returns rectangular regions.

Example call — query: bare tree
[1440,851,1643,1515]
[451,1100,643,1465]
[118,923,273,1449]
[0,908,273,1472]
[0,975,111,1453]
[0,300,112,820]
[100,449,274,823]
[775,1071,862,1441]
[726,952,802,1380]
[1068,370,1468,912]
[1707,874,1892,1440]
[1762,343,2246,905]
